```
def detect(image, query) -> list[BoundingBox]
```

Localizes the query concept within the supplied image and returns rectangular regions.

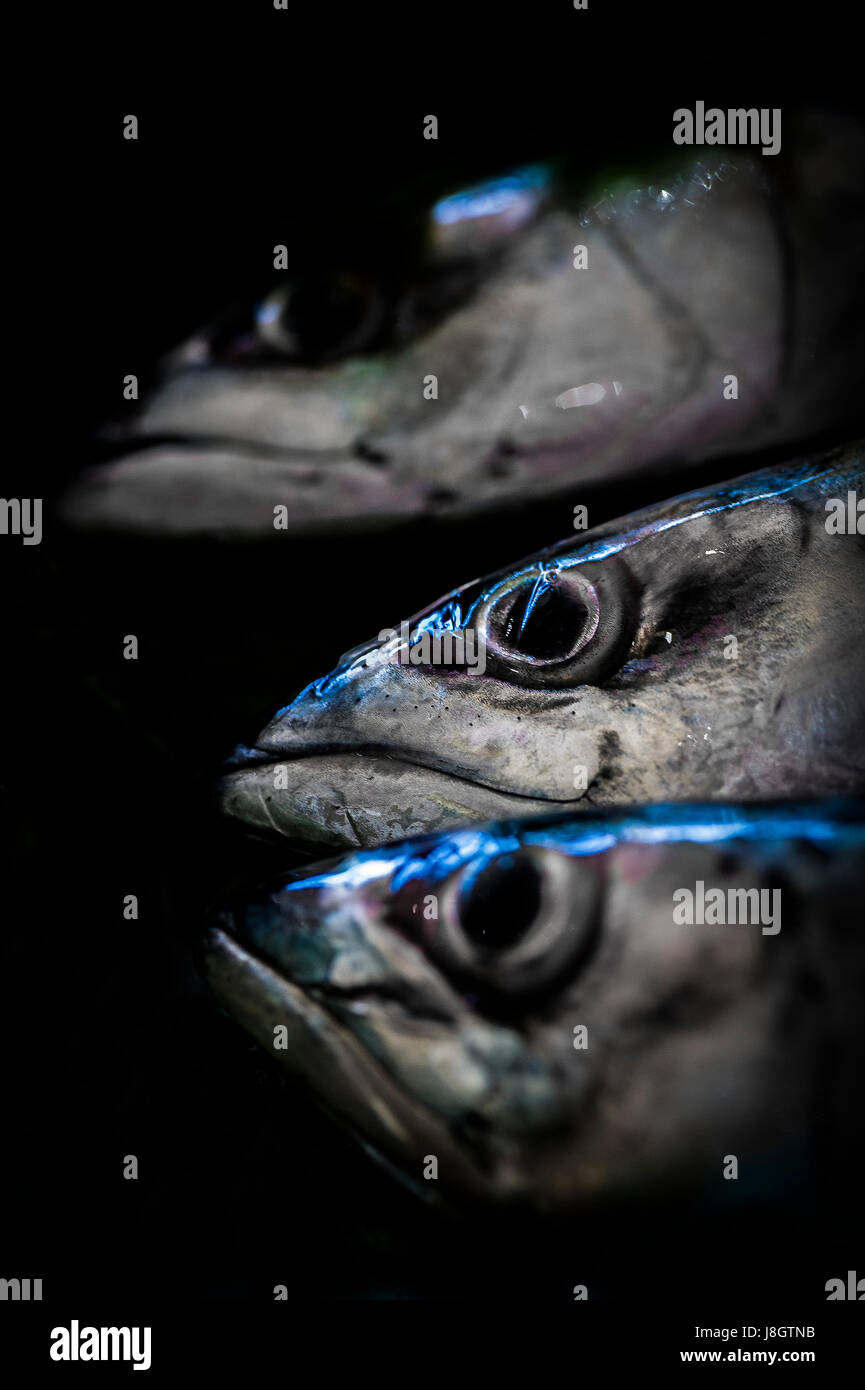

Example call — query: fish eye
[432,847,600,995]
[179,242,499,372]
[502,572,599,661]
[459,851,543,950]
[472,558,638,689]
[254,272,384,363]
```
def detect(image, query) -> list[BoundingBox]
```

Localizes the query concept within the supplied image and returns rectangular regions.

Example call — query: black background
[2,0,864,1349]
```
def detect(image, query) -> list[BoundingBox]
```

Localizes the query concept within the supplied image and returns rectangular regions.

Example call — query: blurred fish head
[222,448,865,848]
[62,147,798,536]
[201,803,865,1207]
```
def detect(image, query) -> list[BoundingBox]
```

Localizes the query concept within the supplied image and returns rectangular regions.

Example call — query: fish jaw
[221,450,865,846]
[201,805,865,1207]
[60,445,430,538]
[199,927,540,1203]
[220,752,556,849]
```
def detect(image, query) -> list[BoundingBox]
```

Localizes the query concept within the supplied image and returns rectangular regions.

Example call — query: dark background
[3,0,864,1323]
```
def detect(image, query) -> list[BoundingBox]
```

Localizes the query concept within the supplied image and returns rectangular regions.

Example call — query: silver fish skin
[201,802,865,1208]
[63,113,865,537]
[221,444,865,849]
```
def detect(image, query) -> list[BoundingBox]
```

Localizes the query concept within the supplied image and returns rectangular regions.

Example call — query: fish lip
[94,424,358,466]
[218,749,585,855]
[203,887,570,1160]
[220,741,355,775]
[197,921,529,1203]
[220,743,585,805]
[221,743,277,772]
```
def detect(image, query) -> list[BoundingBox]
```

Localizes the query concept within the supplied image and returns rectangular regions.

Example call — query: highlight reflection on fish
[200,802,865,1207]
[62,112,865,536]
[221,445,865,848]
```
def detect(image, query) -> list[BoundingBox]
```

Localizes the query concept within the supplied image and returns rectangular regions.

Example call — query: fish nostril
[354,438,390,466]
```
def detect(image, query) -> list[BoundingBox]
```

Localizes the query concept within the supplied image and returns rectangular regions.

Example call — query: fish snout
[221,743,274,772]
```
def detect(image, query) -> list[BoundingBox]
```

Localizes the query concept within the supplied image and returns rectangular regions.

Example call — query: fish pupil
[288,276,372,358]
[505,582,587,661]
[459,853,542,950]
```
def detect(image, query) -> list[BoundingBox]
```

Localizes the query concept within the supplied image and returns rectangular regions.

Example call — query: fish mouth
[62,401,668,538]
[219,745,567,849]
[201,883,573,1205]
[199,922,492,1198]
[60,435,430,537]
